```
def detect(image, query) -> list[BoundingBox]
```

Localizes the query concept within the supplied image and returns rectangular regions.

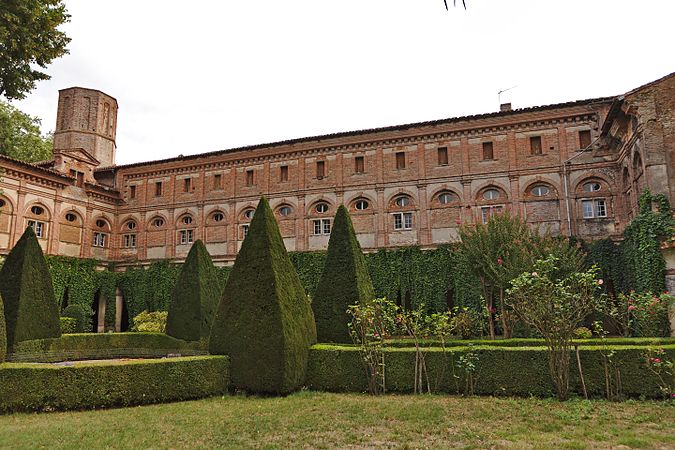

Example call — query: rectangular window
[481,205,504,224]
[213,173,222,189]
[579,130,592,149]
[395,152,406,170]
[437,147,448,165]
[583,199,607,218]
[155,182,162,196]
[596,199,607,217]
[123,234,136,248]
[27,220,45,238]
[393,212,413,230]
[280,165,289,182]
[246,169,254,186]
[530,136,542,155]
[312,219,331,235]
[130,185,136,199]
[316,161,325,179]
[179,229,194,245]
[355,156,365,174]
[71,170,85,187]
[482,142,494,160]
[93,232,106,248]
[241,224,249,238]
[183,178,191,193]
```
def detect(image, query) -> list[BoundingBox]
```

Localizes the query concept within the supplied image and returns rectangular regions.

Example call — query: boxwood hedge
[0,294,5,362]
[306,344,675,398]
[0,355,229,413]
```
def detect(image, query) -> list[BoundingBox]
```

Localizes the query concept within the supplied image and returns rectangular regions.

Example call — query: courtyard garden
[0,192,673,448]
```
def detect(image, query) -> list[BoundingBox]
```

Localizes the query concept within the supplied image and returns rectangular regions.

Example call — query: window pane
[394,213,402,230]
[582,200,594,218]
[404,213,412,229]
[481,208,489,224]
[313,220,321,235]
[595,200,607,217]
[530,136,542,155]
[482,142,494,160]
[396,152,406,169]
[437,147,448,165]
[323,219,331,235]
[355,156,364,173]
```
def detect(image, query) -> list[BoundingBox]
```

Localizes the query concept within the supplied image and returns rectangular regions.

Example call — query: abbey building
[0,74,673,270]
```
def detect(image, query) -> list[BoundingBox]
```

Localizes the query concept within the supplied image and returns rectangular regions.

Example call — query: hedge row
[0,355,229,413]
[383,337,675,348]
[9,332,206,363]
[307,344,675,398]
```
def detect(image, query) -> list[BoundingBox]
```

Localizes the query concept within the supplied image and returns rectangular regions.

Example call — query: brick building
[0,73,673,275]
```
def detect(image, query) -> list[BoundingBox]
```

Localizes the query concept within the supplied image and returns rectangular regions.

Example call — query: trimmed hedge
[59,317,76,334]
[166,240,220,342]
[210,197,317,394]
[0,294,5,362]
[9,332,205,363]
[313,205,375,343]
[62,304,88,333]
[383,337,675,348]
[0,355,229,413]
[307,344,675,398]
[0,227,61,349]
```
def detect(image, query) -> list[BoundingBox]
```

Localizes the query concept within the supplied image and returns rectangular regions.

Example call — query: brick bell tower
[52,88,118,182]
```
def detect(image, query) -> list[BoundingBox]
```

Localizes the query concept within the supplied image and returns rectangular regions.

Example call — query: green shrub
[574,327,593,339]
[9,332,205,362]
[59,317,76,334]
[166,240,220,342]
[306,344,675,398]
[132,310,167,333]
[210,197,317,394]
[62,304,89,333]
[0,227,60,350]
[0,293,5,362]
[0,355,229,413]
[313,205,375,343]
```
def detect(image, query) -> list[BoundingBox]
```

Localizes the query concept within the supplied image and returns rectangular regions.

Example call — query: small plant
[457,344,480,396]
[592,321,622,401]
[573,327,592,339]
[132,310,167,333]
[453,307,484,339]
[621,291,673,337]
[644,347,674,400]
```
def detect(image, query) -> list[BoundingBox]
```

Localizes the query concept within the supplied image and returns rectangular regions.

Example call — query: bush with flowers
[618,291,674,337]
[644,347,674,399]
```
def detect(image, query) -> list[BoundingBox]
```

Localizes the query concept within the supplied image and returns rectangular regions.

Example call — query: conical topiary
[166,240,220,342]
[0,294,6,362]
[209,197,317,394]
[313,205,375,343]
[0,226,61,350]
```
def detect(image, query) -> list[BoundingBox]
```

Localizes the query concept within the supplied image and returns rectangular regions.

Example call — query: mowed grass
[0,392,673,449]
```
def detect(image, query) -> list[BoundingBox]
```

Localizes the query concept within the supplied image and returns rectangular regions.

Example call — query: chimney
[500,103,512,112]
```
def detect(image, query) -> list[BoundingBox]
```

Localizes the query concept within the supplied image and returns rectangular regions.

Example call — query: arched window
[530,184,551,197]
[93,218,111,249]
[26,203,50,239]
[277,205,293,217]
[354,198,370,211]
[392,194,413,208]
[435,190,458,205]
[242,208,255,220]
[314,202,330,214]
[483,189,500,200]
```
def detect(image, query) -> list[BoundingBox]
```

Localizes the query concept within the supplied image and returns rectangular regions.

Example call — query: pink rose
[597,279,604,285]
[628,305,635,311]
[497,258,503,266]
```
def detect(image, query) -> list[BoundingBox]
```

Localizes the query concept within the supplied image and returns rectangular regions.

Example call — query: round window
[315,203,329,214]
[0,199,5,208]
[355,199,369,210]
[438,192,455,204]
[126,221,137,230]
[96,219,107,228]
[394,196,410,207]
[583,182,601,192]
[531,185,550,197]
[244,209,255,220]
[182,216,193,225]
[153,218,165,227]
[31,205,44,215]
[279,206,292,217]
[65,213,77,222]
[212,212,224,222]
[483,189,500,200]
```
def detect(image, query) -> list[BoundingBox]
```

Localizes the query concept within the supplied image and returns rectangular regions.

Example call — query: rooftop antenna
[498,85,517,106]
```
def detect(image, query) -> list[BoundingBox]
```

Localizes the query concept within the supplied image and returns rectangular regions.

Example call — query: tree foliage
[0,100,52,162]
[209,197,317,394]
[507,255,602,400]
[0,293,6,362]
[313,205,375,343]
[0,0,70,100]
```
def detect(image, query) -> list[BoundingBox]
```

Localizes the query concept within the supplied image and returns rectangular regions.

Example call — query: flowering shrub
[644,347,674,400]
[618,291,673,337]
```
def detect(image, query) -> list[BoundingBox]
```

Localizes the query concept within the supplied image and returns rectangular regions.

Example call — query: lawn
[0,392,673,449]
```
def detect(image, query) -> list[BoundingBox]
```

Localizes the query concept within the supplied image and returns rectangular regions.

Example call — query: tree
[313,205,375,343]
[0,293,6,362]
[0,0,70,100]
[0,100,52,162]
[209,197,317,394]
[166,240,220,342]
[507,255,601,400]
[0,226,61,350]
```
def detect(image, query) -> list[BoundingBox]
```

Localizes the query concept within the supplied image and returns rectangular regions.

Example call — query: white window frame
[27,220,46,238]
[393,212,413,230]
[179,229,194,245]
[93,232,107,248]
[312,219,331,235]
[241,224,249,238]
[123,233,137,248]
[582,199,607,219]
[480,205,504,224]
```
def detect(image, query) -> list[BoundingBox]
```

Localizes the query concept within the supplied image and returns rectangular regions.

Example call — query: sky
[13,0,675,166]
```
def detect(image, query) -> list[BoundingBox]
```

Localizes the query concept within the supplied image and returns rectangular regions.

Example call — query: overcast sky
[13,0,675,165]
